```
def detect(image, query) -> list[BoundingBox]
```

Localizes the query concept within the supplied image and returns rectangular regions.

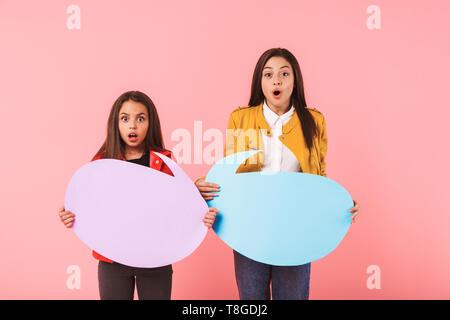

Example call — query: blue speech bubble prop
[205,150,353,266]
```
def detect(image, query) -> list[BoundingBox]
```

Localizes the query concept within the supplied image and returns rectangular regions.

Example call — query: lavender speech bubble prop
[65,153,208,268]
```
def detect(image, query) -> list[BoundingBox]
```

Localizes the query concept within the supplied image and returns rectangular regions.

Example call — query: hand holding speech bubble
[206,150,353,266]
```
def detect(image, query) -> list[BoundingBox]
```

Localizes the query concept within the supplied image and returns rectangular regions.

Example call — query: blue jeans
[233,250,311,300]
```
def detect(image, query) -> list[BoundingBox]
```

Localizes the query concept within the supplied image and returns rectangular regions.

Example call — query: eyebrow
[263,65,291,70]
[119,112,147,116]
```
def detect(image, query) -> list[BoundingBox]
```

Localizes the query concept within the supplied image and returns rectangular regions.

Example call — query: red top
[91,149,174,263]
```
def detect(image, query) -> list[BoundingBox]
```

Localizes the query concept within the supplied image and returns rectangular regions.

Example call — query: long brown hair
[92,90,167,160]
[248,48,317,150]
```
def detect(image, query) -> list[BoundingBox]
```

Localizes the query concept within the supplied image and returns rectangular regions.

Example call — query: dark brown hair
[248,48,317,150]
[92,90,167,160]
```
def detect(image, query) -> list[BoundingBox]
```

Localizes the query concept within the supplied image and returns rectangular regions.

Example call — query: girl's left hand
[350,200,360,223]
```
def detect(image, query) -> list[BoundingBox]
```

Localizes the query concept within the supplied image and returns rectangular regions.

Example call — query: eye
[137,117,145,122]
[121,116,128,122]
[281,72,289,77]
[263,72,272,78]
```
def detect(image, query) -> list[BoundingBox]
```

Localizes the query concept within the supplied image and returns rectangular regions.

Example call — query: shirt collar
[262,100,295,127]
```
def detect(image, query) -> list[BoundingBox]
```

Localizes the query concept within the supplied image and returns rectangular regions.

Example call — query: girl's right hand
[58,206,75,228]
[203,207,219,229]
[195,177,220,201]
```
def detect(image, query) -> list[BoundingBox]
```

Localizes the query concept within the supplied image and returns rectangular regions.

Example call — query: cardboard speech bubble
[206,150,353,266]
[65,153,208,268]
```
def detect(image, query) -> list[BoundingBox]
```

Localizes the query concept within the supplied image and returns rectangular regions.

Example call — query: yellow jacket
[225,103,328,176]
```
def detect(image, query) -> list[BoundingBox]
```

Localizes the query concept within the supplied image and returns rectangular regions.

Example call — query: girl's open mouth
[273,90,281,98]
[128,133,138,142]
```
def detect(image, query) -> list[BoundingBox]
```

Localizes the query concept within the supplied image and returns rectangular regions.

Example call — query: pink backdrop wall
[1,0,449,299]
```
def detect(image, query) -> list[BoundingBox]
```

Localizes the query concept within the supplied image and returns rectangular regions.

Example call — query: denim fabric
[233,250,310,300]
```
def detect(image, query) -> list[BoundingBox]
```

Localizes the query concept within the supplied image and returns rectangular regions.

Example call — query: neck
[266,101,291,116]
[124,146,145,160]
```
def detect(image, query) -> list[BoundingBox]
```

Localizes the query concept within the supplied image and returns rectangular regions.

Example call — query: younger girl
[58,90,217,300]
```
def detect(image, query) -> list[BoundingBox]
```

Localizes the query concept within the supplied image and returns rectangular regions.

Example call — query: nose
[129,120,137,129]
[273,74,281,86]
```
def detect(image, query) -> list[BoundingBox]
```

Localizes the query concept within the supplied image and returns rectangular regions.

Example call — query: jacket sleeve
[318,114,328,177]
[224,111,238,157]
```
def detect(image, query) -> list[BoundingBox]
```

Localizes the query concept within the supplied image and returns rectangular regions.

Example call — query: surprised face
[261,56,295,111]
[118,100,149,153]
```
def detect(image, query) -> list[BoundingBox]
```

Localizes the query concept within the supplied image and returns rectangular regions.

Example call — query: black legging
[98,260,172,300]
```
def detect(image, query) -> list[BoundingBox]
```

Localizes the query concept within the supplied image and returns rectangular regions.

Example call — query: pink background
[1,0,449,299]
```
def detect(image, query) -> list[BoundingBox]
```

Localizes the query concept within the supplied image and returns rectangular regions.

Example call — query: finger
[65,222,73,228]
[201,192,218,198]
[61,213,75,220]
[60,210,74,217]
[197,180,220,187]
[203,222,213,229]
[206,212,218,218]
[203,216,213,221]
[58,206,65,213]
[198,190,219,194]
[198,181,220,188]
[203,220,215,227]
[351,213,359,221]
[197,181,220,188]
[63,217,75,224]
[199,186,220,192]
[206,193,219,197]
[205,182,220,187]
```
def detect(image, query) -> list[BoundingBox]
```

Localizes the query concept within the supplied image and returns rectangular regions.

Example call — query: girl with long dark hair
[58,90,217,299]
[196,48,360,300]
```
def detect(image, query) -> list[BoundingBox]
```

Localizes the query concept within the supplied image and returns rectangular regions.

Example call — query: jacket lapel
[150,150,163,170]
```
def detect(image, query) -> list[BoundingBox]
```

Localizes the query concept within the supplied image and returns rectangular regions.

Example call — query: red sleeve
[92,250,114,263]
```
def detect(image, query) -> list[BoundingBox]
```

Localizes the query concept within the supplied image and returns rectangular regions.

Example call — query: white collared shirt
[260,101,302,172]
